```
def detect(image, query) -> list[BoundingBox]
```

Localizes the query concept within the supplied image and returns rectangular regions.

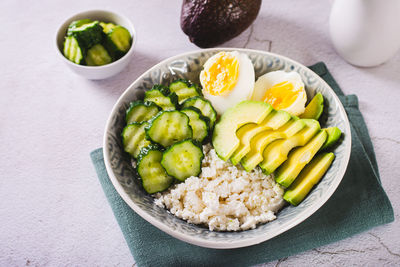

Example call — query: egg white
[251,70,307,116]
[200,51,255,115]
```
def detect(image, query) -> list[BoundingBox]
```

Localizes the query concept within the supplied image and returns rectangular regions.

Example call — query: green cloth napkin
[90,62,394,267]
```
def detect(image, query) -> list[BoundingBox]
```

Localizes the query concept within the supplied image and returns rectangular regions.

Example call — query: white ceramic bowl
[55,10,136,80]
[103,48,351,249]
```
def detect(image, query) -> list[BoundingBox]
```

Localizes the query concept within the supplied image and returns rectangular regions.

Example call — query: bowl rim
[103,48,352,249]
[54,9,137,70]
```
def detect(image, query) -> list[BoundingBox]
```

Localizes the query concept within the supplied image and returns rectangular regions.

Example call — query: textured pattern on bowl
[103,48,351,249]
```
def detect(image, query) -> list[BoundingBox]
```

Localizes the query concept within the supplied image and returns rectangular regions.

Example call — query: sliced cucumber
[181,107,210,143]
[161,140,204,181]
[182,96,217,128]
[105,25,132,59]
[145,110,192,147]
[85,44,112,66]
[68,20,103,49]
[63,36,85,65]
[67,19,93,34]
[125,101,161,124]
[169,79,189,91]
[122,122,151,159]
[150,84,170,95]
[169,79,202,104]
[137,145,173,194]
[100,22,117,34]
[144,85,178,111]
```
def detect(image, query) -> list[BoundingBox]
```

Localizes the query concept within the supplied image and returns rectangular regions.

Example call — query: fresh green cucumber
[85,44,112,66]
[144,85,178,111]
[100,22,116,34]
[161,139,204,181]
[67,19,93,34]
[169,79,202,104]
[137,145,173,194]
[104,25,132,59]
[145,110,192,147]
[181,107,209,143]
[68,20,103,49]
[182,96,217,128]
[63,36,85,65]
[122,122,151,159]
[125,101,161,124]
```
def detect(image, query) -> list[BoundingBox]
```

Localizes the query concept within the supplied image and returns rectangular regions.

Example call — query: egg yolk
[201,52,239,96]
[262,81,302,109]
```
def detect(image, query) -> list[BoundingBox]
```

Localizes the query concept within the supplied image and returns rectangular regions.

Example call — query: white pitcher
[329,0,400,67]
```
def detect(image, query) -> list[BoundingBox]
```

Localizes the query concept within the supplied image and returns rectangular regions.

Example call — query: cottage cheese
[154,144,285,231]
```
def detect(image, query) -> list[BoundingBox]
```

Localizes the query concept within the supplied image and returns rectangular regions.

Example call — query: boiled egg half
[200,51,255,114]
[251,70,307,116]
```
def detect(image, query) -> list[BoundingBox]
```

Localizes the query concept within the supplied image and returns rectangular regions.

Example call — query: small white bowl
[55,10,136,80]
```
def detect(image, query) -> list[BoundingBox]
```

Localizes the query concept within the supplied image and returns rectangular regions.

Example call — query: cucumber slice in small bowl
[85,44,112,66]
[104,25,132,60]
[63,36,85,65]
[68,20,104,49]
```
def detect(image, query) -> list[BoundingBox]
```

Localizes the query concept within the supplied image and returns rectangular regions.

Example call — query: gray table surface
[1,0,399,266]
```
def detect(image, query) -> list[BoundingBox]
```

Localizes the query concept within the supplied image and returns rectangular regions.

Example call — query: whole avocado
[180,0,262,48]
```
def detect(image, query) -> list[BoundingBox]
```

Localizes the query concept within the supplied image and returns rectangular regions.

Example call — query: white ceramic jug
[329,0,400,67]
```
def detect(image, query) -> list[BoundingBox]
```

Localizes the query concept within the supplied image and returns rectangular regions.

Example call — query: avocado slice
[275,130,328,188]
[212,101,273,161]
[262,110,293,130]
[259,119,321,174]
[241,118,306,171]
[300,92,324,120]
[180,0,262,47]
[230,110,291,165]
[230,123,258,166]
[320,127,342,151]
[284,152,335,206]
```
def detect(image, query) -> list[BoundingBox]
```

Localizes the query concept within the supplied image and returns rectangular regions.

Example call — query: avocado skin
[180,0,262,48]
